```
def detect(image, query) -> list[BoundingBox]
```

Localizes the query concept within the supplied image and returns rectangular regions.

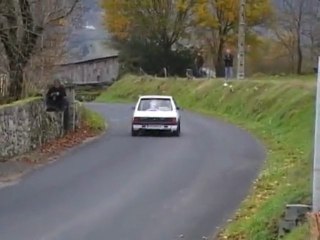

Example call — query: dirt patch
[0,123,101,184]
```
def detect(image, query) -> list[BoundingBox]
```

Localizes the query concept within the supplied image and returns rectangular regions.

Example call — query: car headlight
[132,117,141,123]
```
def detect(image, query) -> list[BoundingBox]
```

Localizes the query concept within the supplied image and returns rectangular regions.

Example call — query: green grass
[97,74,316,239]
[80,105,106,133]
[282,224,310,240]
[249,73,315,81]
[76,91,102,102]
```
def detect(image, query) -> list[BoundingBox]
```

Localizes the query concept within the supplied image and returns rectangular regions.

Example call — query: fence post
[64,82,76,132]
[163,67,167,78]
[0,73,8,97]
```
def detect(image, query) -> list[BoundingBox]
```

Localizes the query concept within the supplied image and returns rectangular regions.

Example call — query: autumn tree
[102,0,196,76]
[0,0,80,100]
[192,0,271,77]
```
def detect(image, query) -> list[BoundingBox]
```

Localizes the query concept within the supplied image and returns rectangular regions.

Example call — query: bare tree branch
[0,0,80,99]
[43,0,80,25]
[273,0,311,74]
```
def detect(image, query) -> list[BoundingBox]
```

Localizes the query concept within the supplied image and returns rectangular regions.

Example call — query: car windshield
[138,98,173,111]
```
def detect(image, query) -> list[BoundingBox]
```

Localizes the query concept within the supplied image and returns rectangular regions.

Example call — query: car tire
[131,127,139,137]
[173,122,181,137]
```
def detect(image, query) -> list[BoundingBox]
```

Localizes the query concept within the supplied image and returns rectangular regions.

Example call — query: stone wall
[0,97,79,160]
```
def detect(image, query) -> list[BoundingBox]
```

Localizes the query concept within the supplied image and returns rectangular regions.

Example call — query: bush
[116,39,194,77]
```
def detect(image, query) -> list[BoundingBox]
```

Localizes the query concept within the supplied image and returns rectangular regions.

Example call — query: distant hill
[63,0,118,64]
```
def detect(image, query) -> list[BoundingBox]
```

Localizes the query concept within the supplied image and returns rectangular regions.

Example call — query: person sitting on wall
[46,79,68,111]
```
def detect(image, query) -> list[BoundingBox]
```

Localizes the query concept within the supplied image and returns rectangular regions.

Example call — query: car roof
[139,95,173,99]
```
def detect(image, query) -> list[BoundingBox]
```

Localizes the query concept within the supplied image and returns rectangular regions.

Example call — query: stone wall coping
[0,97,42,110]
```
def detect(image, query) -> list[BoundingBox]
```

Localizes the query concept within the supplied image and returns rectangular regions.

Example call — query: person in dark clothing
[224,49,234,82]
[46,79,70,131]
[46,79,67,111]
[195,52,204,77]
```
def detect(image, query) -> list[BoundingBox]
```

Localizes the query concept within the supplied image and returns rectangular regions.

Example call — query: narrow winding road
[0,103,265,240]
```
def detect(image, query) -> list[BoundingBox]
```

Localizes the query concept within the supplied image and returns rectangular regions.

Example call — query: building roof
[59,54,118,66]
[58,40,119,65]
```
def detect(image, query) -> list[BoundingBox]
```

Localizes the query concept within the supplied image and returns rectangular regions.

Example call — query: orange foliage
[193,0,272,65]
[101,0,194,41]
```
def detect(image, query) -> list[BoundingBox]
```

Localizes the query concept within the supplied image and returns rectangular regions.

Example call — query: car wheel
[131,127,139,136]
[173,122,181,137]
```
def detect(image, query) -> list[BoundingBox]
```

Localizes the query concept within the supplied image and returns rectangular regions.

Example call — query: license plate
[145,125,163,129]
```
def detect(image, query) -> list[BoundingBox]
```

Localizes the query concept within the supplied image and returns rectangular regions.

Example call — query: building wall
[55,57,119,85]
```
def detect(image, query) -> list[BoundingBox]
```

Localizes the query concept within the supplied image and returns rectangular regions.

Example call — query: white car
[131,95,181,136]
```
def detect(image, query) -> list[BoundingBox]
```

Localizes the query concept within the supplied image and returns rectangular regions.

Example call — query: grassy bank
[97,74,315,239]
[79,105,106,133]
[75,85,108,102]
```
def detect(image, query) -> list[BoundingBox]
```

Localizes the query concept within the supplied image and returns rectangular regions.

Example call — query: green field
[96,74,315,239]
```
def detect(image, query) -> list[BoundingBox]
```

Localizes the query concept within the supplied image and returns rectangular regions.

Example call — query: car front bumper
[132,124,178,131]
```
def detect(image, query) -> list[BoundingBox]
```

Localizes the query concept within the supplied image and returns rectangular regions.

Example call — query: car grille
[133,117,176,125]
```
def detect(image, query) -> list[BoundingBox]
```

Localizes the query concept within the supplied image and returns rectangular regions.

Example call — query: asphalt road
[0,103,265,240]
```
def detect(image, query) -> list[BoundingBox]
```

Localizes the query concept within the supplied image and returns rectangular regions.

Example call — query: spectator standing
[46,79,70,130]
[224,48,234,82]
[46,79,67,111]
[195,52,204,77]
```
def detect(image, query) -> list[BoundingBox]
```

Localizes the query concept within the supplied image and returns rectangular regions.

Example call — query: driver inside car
[147,100,159,111]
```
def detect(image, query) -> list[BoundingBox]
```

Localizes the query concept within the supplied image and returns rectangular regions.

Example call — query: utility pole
[237,0,246,80]
[41,34,44,83]
[313,56,320,212]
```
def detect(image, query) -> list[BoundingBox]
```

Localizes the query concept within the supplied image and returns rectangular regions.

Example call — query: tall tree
[0,0,80,99]
[102,0,195,75]
[193,0,271,77]
[103,0,194,49]
[273,0,319,74]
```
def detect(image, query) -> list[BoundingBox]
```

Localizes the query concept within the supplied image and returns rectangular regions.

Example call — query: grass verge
[96,74,315,239]
[79,105,106,133]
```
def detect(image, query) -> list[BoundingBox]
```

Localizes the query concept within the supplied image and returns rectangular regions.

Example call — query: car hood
[133,111,178,118]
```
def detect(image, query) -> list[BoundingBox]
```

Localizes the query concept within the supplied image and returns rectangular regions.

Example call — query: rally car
[131,95,181,136]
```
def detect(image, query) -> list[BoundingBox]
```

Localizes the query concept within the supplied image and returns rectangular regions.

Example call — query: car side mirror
[176,106,181,110]
[132,106,135,110]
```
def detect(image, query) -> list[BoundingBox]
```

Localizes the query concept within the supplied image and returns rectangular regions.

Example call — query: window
[172,97,179,108]
[138,98,173,111]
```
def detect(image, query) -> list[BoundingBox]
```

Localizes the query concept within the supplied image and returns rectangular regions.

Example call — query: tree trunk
[8,62,24,100]
[163,44,171,70]
[290,54,295,74]
[297,35,303,74]
[215,38,225,78]
[296,11,303,75]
